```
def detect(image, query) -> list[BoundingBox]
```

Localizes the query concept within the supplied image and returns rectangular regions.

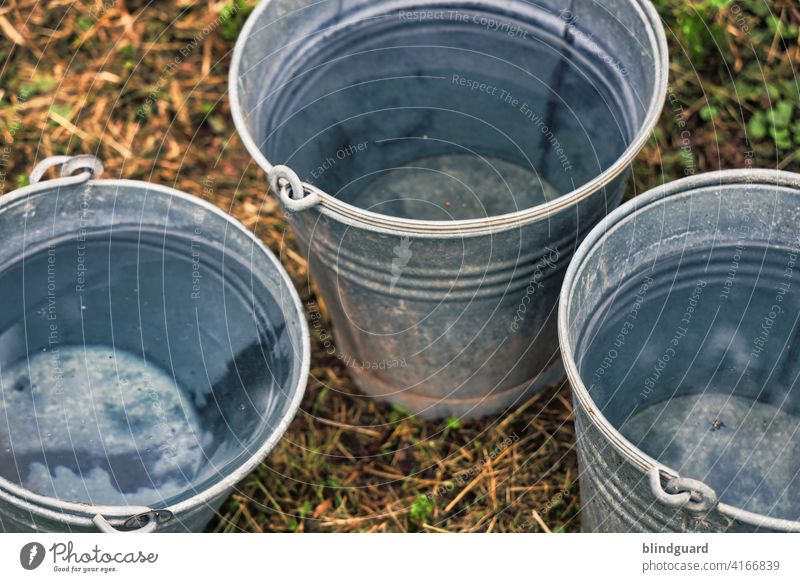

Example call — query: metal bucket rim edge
[558,167,800,531]
[0,177,311,527]
[228,0,669,236]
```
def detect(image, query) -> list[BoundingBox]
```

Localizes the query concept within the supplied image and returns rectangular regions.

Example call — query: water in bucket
[577,243,800,520]
[264,10,631,219]
[0,230,293,507]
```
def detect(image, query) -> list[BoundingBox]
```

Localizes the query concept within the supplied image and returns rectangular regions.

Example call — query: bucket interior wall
[236,0,661,220]
[0,182,303,508]
[567,182,800,521]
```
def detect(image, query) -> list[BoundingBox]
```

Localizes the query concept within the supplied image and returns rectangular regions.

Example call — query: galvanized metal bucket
[230,0,668,418]
[560,169,800,532]
[0,155,309,532]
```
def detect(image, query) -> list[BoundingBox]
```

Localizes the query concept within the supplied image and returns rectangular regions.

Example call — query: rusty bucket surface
[560,169,800,532]
[231,0,668,418]
[0,156,309,532]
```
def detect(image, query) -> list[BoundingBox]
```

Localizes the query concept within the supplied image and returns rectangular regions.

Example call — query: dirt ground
[1,1,798,532]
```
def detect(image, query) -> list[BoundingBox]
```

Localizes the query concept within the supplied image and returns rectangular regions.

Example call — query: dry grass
[0,0,798,532]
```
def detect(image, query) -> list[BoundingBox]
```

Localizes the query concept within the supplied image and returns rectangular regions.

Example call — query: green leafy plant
[445,416,461,431]
[76,16,93,30]
[653,0,734,61]
[748,100,800,150]
[389,403,414,423]
[220,0,256,42]
[19,74,57,96]
[410,495,434,525]
[287,500,314,532]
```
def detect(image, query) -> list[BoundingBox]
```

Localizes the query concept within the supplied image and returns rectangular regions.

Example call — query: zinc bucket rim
[0,173,311,531]
[228,0,669,237]
[559,167,800,532]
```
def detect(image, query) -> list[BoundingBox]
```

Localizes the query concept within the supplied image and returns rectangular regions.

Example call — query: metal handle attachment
[29,155,104,185]
[268,165,319,212]
[93,509,174,533]
[648,466,719,513]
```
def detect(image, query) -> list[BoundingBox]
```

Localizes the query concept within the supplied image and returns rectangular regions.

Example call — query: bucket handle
[92,510,174,533]
[648,466,719,513]
[268,165,319,212]
[29,154,104,185]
